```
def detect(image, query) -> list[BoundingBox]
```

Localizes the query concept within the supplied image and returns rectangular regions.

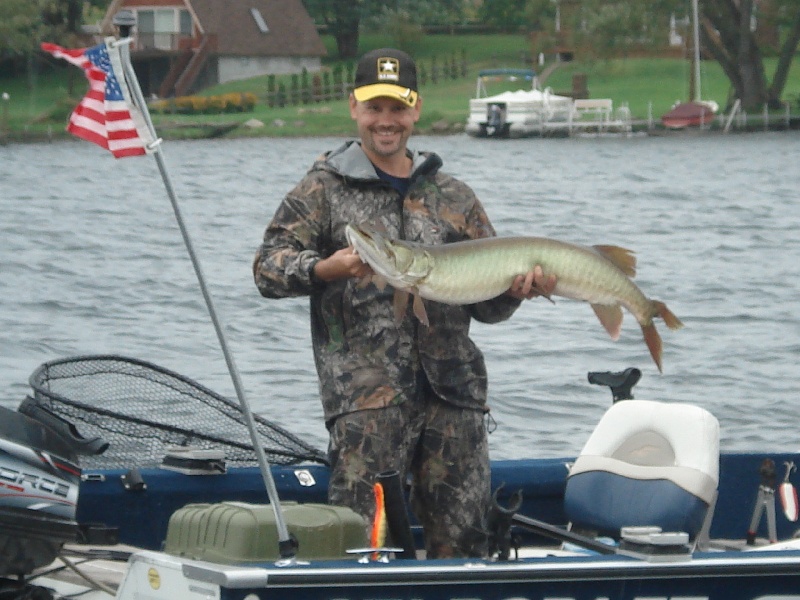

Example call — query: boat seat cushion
[564,400,719,539]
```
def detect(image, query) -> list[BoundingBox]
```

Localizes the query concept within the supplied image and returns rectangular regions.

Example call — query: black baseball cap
[353,48,419,107]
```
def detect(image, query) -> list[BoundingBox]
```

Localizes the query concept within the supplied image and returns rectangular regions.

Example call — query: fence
[262,51,469,108]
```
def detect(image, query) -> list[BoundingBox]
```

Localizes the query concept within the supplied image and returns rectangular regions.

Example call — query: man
[253,48,553,558]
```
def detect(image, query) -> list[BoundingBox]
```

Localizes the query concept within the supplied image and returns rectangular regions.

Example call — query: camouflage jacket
[253,141,521,427]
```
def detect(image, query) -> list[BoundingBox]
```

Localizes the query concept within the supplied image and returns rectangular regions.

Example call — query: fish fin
[593,245,637,278]
[641,322,664,373]
[372,275,388,292]
[357,274,389,291]
[392,290,430,326]
[412,294,430,327]
[591,304,623,341]
[531,284,555,303]
[653,300,684,330]
[393,290,410,323]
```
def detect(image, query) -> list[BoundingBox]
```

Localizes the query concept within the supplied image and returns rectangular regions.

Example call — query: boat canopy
[477,68,537,80]
[475,69,538,98]
[469,88,573,107]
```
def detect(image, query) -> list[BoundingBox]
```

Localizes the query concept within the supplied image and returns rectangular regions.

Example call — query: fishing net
[25,355,328,469]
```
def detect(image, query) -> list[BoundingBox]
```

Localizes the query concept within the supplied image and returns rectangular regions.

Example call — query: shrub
[149,98,172,114]
[148,92,257,115]
[241,92,257,111]
[206,95,227,113]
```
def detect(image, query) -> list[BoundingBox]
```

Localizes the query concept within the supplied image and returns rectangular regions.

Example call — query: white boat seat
[564,400,720,539]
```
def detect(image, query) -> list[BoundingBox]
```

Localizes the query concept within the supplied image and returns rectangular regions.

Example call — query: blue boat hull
[76,452,800,550]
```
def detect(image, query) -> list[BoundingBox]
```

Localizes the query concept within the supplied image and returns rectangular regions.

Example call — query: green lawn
[2,33,799,139]
[1,68,84,129]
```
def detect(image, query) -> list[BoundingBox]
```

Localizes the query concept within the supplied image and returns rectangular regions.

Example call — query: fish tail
[653,300,684,330]
[640,300,682,373]
[641,321,664,373]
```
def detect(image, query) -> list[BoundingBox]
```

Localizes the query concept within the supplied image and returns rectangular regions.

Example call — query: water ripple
[1,132,799,458]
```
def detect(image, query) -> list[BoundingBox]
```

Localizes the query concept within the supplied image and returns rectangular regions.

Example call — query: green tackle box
[164,501,367,563]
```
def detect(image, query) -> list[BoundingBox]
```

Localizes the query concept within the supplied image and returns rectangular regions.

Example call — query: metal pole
[1,92,8,136]
[691,0,701,102]
[111,19,295,560]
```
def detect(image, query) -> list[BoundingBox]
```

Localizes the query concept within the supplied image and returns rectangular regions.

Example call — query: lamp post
[112,9,136,40]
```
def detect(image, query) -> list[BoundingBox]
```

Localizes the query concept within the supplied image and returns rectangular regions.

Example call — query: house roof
[101,0,326,58]
[189,0,326,57]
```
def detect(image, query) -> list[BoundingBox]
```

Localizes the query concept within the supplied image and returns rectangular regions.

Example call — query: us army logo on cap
[377,58,400,83]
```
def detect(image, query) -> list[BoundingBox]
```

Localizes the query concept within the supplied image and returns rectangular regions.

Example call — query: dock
[501,100,798,138]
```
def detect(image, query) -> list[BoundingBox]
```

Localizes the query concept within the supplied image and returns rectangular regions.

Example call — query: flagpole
[110,14,296,561]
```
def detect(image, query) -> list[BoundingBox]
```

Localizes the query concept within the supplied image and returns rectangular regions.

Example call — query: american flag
[41,39,154,158]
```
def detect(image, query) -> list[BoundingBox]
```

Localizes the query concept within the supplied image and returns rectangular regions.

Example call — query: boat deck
[30,545,133,599]
[26,535,785,600]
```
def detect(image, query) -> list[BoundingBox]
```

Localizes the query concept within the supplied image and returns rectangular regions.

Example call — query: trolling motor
[588,368,641,402]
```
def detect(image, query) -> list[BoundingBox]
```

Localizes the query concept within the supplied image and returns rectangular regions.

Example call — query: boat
[4,354,800,600]
[465,69,575,138]
[11,27,799,600]
[465,69,629,138]
[661,100,719,128]
[661,0,719,129]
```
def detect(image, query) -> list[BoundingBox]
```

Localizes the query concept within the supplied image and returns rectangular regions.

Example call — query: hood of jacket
[313,140,442,184]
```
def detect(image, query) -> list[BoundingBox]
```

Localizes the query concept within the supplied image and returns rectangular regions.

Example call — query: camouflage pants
[327,394,490,559]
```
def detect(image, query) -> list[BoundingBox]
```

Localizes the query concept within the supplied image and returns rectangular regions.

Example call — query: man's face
[349,95,421,163]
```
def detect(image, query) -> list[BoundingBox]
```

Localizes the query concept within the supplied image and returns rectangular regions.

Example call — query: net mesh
[27,355,327,469]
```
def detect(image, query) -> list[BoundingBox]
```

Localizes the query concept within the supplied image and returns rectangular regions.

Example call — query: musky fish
[345,224,683,372]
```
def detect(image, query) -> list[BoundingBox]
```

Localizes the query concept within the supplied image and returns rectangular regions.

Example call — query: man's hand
[506,265,556,300]
[313,247,373,282]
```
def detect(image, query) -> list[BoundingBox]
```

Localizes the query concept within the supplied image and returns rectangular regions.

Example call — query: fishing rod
[110,11,296,561]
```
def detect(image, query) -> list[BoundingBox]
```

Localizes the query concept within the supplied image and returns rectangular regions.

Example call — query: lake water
[1,131,799,460]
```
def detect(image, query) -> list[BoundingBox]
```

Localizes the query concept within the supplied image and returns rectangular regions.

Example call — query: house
[99,0,327,98]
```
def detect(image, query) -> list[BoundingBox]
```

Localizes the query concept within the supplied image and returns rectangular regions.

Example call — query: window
[135,8,191,50]
[137,10,154,34]
[180,10,192,36]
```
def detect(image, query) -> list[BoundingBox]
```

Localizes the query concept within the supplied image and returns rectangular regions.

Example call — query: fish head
[345,224,432,289]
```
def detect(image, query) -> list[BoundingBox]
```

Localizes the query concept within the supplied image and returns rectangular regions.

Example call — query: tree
[304,0,464,59]
[562,1,685,60]
[41,0,83,35]
[0,0,52,77]
[364,0,465,52]
[554,0,799,110]
[0,0,41,58]
[304,0,364,59]
[478,0,529,32]
[1,0,107,75]
[701,0,800,110]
